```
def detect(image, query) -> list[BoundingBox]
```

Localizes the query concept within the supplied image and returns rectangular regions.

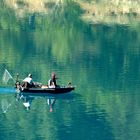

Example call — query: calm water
[0,3,140,140]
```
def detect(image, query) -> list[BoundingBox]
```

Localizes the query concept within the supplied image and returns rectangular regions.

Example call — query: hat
[28,74,32,77]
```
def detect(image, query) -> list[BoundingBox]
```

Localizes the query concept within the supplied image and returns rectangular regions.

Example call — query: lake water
[0,3,140,140]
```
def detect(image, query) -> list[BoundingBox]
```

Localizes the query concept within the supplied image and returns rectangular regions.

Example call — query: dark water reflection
[0,3,140,140]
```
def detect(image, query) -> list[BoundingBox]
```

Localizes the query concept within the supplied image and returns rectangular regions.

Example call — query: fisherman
[22,74,35,88]
[48,72,58,88]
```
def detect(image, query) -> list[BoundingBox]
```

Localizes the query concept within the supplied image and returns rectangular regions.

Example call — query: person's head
[28,73,32,78]
[51,72,56,78]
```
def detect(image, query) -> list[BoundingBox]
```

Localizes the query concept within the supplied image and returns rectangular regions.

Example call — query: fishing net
[2,69,15,84]
[2,69,12,84]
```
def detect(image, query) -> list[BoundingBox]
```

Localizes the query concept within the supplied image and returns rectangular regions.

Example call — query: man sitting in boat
[22,74,35,88]
[48,72,58,88]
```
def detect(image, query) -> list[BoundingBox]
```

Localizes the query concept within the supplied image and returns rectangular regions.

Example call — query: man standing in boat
[22,74,35,88]
[48,72,58,88]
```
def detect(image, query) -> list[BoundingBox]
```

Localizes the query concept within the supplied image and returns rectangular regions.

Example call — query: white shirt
[23,77,33,84]
[48,79,55,88]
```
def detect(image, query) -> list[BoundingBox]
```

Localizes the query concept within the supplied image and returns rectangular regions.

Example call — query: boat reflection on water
[15,93,33,110]
[15,92,75,112]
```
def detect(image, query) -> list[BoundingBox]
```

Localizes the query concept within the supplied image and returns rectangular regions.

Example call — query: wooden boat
[2,69,75,94]
[16,86,75,94]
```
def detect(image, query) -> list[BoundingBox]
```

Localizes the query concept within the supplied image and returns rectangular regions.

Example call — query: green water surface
[0,2,140,140]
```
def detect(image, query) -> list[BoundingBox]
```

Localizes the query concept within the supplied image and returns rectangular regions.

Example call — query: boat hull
[17,86,75,94]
